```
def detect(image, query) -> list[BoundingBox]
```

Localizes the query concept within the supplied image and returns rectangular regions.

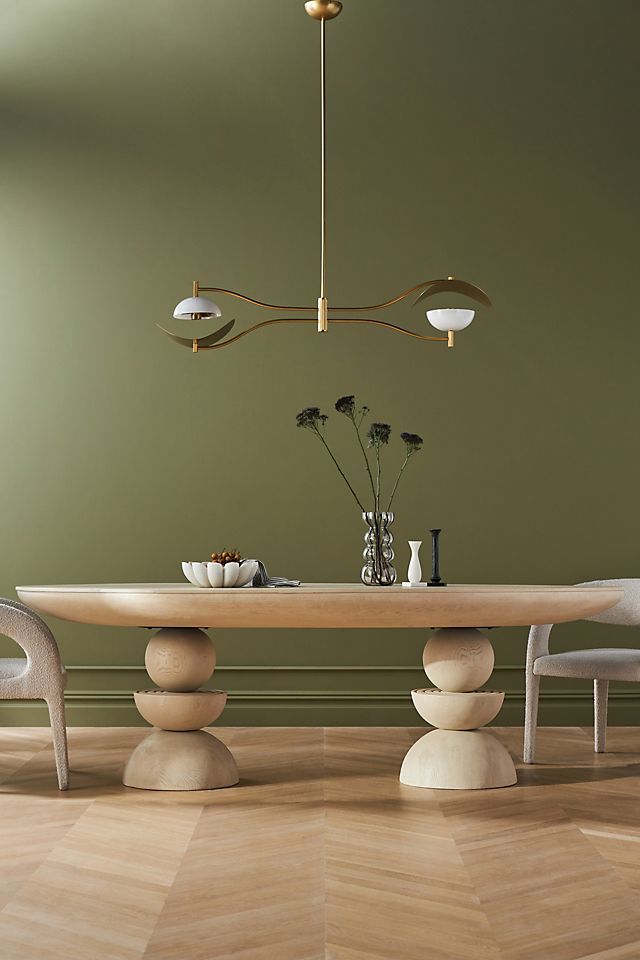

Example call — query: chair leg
[524,672,540,763]
[46,692,69,790]
[594,679,609,754]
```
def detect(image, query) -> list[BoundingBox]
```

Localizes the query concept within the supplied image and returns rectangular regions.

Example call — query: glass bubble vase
[361,512,397,586]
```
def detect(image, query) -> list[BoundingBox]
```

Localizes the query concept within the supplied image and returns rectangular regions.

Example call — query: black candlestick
[428,528,447,587]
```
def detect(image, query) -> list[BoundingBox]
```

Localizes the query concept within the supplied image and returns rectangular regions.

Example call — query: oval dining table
[16,582,622,792]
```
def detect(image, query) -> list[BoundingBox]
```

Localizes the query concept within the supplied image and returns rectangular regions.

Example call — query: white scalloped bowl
[181,559,259,588]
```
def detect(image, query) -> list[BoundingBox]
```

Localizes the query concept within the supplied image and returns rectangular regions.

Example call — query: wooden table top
[15,582,623,629]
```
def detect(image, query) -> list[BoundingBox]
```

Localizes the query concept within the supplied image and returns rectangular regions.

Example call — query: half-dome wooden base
[400,729,517,790]
[411,689,504,730]
[123,730,239,791]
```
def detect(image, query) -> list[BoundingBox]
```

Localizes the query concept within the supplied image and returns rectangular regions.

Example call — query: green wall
[1,0,639,726]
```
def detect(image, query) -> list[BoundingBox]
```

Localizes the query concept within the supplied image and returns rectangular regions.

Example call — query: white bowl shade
[426,308,474,332]
[173,296,222,320]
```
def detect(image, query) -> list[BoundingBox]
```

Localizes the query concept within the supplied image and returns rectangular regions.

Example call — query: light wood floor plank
[1,727,640,959]
[0,798,202,959]
[0,728,54,786]
[0,795,88,911]
[577,943,640,960]
[324,729,500,960]
[437,785,640,960]
[143,728,325,960]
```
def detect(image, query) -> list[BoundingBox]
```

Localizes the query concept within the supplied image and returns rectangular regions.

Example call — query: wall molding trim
[1,667,636,726]
[65,664,528,672]
[22,688,640,703]
[1,689,637,727]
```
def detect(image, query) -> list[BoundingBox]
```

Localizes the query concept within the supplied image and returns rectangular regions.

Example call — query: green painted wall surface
[1,0,639,726]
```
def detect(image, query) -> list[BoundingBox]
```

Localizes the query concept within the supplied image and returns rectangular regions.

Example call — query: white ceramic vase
[407,540,422,585]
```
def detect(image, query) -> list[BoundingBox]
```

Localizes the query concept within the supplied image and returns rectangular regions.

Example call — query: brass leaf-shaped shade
[156,319,236,348]
[413,279,492,308]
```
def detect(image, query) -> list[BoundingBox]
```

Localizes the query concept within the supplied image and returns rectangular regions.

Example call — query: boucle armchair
[0,598,69,789]
[524,579,640,762]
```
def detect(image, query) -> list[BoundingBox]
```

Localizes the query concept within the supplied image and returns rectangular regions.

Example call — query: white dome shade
[173,296,222,320]
[426,308,474,332]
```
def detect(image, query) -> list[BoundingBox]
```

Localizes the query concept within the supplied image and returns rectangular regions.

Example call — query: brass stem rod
[320,18,327,304]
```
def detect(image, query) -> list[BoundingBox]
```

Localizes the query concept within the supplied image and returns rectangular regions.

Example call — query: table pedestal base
[123,730,238,791]
[400,627,517,790]
[126,627,239,792]
[400,729,516,790]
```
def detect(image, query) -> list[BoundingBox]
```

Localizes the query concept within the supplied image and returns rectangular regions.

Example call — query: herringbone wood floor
[1,727,640,960]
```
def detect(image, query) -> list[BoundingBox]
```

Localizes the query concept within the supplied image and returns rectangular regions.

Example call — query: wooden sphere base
[123,730,239,791]
[423,628,494,692]
[145,627,216,691]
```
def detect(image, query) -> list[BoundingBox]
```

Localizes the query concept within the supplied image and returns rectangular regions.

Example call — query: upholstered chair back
[580,579,640,626]
[526,578,640,666]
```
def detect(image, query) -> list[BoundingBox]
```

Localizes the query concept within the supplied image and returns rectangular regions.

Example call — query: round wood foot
[400,729,517,790]
[123,730,239,791]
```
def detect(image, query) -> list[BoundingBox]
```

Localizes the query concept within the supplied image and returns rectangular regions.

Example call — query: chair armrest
[0,599,64,688]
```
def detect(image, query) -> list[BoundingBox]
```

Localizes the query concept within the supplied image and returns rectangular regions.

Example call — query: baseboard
[0,690,638,727]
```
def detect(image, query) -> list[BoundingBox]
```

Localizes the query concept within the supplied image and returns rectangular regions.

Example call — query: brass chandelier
[159,0,491,355]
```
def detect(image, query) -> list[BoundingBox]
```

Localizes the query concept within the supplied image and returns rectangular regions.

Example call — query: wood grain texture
[1,726,640,959]
[400,728,518,789]
[123,729,239,791]
[16,583,623,629]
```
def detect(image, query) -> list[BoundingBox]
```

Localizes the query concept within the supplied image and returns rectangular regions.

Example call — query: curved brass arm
[197,276,491,314]
[332,317,447,342]
[333,277,491,311]
[198,287,315,312]
[158,316,448,352]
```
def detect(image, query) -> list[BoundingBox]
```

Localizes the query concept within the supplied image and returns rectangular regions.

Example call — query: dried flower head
[400,432,424,454]
[335,395,356,417]
[335,395,370,423]
[367,422,391,447]
[296,407,328,433]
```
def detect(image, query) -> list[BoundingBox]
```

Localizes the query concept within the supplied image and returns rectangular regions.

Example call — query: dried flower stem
[297,401,423,520]
[316,433,365,511]
[352,421,377,504]
[387,453,411,511]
